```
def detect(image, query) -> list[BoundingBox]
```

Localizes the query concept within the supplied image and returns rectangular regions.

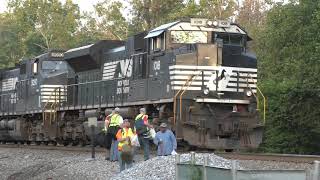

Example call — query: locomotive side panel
[0,68,19,115]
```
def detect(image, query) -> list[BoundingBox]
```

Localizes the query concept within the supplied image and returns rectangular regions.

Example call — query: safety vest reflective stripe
[135,114,148,121]
[110,114,121,127]
[118,128,133,151]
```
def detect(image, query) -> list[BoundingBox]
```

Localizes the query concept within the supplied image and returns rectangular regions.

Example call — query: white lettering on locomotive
[116,79,130,94]
[153,61,160,70]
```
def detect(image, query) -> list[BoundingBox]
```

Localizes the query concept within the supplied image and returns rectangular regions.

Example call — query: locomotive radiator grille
[1,77,18,92]
[169,65,257,93]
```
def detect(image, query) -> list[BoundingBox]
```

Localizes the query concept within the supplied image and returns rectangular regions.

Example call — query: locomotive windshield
[171,31,208,44]
[214,33,244,46]
[42,61,68,74]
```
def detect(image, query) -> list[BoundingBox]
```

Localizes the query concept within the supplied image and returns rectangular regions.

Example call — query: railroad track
[0,143,106,153]
[217,152,320,164]
[1,144,319,164]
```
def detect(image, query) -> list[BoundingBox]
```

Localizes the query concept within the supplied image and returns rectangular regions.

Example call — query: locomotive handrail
[179,72,202,123]
[65,77,125,87]
[245,74,259,106]
[173,75,194,126]
[247,74,266,124]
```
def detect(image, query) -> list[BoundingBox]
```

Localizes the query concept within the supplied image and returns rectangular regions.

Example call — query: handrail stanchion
[173,75,194,126]
[179,72,201,123]
[247,74,266,124]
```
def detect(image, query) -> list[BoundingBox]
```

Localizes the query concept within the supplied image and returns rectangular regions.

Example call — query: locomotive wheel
[80,140,87,147]
[72,141,79,146]
[63,141,69,146]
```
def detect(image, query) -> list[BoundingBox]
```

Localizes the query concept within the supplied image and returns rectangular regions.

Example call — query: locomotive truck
[0,18,264,150]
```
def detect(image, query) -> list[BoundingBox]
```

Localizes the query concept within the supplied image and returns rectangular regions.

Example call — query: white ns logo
[119,58,133,78]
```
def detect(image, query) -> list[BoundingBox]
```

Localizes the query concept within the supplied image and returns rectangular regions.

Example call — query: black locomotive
[0,19,263,150]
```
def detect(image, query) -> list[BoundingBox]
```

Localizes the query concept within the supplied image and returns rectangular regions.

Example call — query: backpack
[134,115,149,136]
[120,129,133,162]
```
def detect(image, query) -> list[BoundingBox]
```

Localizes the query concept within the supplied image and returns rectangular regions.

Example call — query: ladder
[42,87,63,126]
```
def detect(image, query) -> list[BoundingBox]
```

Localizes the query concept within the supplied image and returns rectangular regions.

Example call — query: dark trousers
[138,136,150,160]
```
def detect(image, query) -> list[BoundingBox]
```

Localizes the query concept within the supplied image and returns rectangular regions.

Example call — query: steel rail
[1,144,319,163]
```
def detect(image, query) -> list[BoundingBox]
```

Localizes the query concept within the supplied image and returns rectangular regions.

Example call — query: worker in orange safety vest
[116,119,134,172]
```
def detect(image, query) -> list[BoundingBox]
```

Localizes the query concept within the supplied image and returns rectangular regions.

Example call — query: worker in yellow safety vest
[105,107,123,161]
[134,107,153,160]
[116,119,134,171]
[103,110,114,132]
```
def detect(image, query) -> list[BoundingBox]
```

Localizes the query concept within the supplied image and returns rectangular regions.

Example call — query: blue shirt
[153,129,177,156]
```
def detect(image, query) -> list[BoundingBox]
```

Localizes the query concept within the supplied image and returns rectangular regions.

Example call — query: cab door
[128,53,148,102]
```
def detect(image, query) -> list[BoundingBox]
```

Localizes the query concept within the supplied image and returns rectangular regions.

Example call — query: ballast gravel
[0,147,146,180]
[111,153,234,180]
[0,147,314,180]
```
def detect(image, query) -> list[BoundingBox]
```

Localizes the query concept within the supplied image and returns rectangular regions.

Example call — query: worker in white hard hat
[134,107,153,160]
[105,107,123,161]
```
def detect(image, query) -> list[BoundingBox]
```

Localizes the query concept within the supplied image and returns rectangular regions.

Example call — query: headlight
[207,20,213,26]
[213,21,218,27]
[203,88,210,95]
[246,90,253,97]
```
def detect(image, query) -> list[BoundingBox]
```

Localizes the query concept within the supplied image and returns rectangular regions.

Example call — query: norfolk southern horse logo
[207,68,233,91]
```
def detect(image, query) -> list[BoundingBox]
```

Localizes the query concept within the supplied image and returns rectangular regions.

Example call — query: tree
[0,0,81,67]
[257,0,320,154]
[94,0,129,40]
[236,0,268,50]
[74,12,106,46]
[199,0,237,20]
[7,0,80,51]
[129,0,185,31]
[0,13,24,67]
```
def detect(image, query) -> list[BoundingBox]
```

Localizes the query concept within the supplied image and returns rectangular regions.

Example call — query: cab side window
[149,33,165,52]
[32,59,39,75]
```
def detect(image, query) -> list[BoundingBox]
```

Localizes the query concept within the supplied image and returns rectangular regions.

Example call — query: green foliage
[0,0,81,67]
[257,0,320,154]
[95,1,129,40]
[129,0,185,31]
[199,0,237,20]
[236,0,267,51]
[261,89,320,154]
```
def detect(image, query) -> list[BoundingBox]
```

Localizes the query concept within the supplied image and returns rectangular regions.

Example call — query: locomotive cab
[31,51,69,107]
[144,18,262,150]
[14,50,68,114]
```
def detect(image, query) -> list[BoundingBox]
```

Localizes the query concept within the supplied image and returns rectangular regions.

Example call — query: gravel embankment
[0,147,314,180]
[111,153,233,180]
[112,153,314,180]
[0,147,146,180]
